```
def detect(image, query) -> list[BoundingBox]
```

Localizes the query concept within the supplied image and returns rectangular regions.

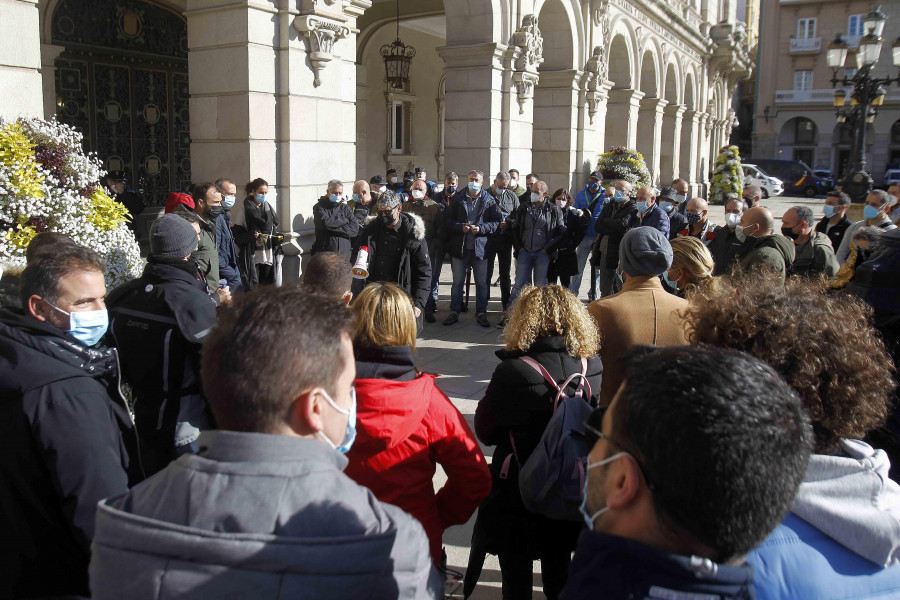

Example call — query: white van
[742,164,784,199]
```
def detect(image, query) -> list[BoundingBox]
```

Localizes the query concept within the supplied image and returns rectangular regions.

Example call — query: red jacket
[344,353,491,564]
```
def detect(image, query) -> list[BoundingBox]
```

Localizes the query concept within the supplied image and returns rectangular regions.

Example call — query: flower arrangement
[0,117,142,287]
[709,145,744,205]
[596,147,652,189]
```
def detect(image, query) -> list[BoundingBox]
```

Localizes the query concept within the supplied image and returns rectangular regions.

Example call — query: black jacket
[359,212,433,310]
[0,308,142,598]
[591,199,637,269]
[815,215,852,253]
[312,197,361,259]
[709,225,743,276]
[554,207,591,253]
[667,209,689,241]
[473,336,602,557]
[445,189,503,260]
[107,261,218,475]
[232,196,280,289]
[509,199,567,255]
[561,531,755,600]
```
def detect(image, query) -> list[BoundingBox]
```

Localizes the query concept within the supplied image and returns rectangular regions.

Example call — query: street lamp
[828,6,900,202]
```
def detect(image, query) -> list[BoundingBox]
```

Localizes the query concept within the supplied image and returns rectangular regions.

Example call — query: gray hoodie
[792,439,900,567]
[89,431,441,599]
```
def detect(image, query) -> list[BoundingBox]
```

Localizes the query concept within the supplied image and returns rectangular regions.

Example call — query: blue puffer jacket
[445,188,503,260]
[215,211,242,291]
[746,439,900,599]
[573,187,605,238]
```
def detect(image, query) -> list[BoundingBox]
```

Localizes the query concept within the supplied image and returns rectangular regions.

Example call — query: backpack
[499,356,594,522]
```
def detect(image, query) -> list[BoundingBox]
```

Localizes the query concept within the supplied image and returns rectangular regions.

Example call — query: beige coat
[587,276,689,405]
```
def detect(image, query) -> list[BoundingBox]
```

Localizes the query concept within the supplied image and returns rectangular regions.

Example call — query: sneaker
[476,313,491,328]
[443,312,459,326]
[424,312,436,323]
[497,317,508,329]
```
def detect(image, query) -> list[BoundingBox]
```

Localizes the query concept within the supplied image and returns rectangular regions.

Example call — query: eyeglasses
[583,406,655,490]
[376,210,395,218]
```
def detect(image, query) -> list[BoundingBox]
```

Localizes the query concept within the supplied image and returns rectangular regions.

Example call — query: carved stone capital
[510,14,544,72]
[512,71,540,115]
[293,15,350,87]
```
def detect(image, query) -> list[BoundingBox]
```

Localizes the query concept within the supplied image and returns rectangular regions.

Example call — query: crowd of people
[2,167,900,600]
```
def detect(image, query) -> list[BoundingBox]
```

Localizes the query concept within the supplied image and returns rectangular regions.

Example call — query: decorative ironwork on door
[52,0,190,206]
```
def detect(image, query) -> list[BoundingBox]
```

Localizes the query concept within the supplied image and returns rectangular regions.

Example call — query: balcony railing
[775,89,837,104]
[790,37,822,53]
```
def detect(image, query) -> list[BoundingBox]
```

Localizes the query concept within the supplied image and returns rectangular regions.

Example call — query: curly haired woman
[682,272,900,599]
[473,284,602,599]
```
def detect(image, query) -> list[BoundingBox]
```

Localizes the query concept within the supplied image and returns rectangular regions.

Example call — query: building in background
[1,0,753,281]
[754,0,900,186]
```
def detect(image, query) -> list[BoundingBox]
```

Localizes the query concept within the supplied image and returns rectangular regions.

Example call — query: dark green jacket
[790,231,839,279]
[736,234,796,281]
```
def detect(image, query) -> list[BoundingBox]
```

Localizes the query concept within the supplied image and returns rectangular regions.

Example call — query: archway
[679,73,696,183]
[636,49,662,182]
[51,0,190,205]
[604,31,637,152]
[532,0,578,190]
[660,62,681,184]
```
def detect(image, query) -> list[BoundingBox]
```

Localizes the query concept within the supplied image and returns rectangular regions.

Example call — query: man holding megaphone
[355,190,432,328]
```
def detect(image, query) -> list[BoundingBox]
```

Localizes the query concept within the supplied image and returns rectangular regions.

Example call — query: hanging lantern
[381,0,416,90]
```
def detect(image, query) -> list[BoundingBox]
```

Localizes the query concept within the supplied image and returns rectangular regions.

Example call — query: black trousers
[486,236,514,311]
[498,548,571,600]
[256,264,275,286]
[546,261,572,289]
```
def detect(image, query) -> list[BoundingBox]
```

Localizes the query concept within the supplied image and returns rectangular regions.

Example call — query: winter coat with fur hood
[359,212,432,309]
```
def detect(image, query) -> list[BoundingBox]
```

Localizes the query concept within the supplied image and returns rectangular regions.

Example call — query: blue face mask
[316,387,357,454]
[587,182,601,194]
[662,269,679,289]
[49,302,109,347]
[329,194,341,203]
[256,193,266,204]
[446,185,457,195]
[222,195,236,209]
[579,452,631,530]
[660,201,674,213]
[352,193,361,203]
[635,201,649,214]
[864,204,884,220]
[614,190,625,203]
[468,181,482,193]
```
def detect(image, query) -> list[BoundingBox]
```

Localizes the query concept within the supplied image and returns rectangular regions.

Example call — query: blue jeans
[450,251,488,315]
[569,235,600,300]
[511,250,550,305]
[425,242,446,314]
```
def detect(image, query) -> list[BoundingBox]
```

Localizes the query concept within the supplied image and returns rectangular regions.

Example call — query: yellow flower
[0,123,44,200]
[87,188,130,231]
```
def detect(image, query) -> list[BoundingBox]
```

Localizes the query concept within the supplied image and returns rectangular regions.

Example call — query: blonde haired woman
[473,284,602,599]
[665,236,716,297]
[343,283,491,566]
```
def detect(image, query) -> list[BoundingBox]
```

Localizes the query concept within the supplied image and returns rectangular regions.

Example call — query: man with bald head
[781,206,839,279]
[679,197,714,243]
[627,186,670,239]
[734,206,796,281]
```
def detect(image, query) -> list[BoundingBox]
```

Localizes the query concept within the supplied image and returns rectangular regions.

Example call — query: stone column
[437,43,507,176]
[697,112,712,194]
[533,69,581,191]
[577,78,613,183]
[661,104,686,184]
[0,0,43,120]
[680,109,700,193]
[605,89,644,150]
[636,98,667,184]
[185,0,368,281]
[500,14,543,175]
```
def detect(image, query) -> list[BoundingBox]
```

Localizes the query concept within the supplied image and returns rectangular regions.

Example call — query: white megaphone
[352,246,370,279]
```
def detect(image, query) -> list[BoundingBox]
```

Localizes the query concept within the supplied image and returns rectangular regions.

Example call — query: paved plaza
[418,194,826,598]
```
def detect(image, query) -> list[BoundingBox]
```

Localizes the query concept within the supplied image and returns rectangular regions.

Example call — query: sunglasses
[376,210,396,218]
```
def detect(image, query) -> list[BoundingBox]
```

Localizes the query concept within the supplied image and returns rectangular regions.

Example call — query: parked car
[813,169,834,192]
[886,169,900,187]
[745,159,823,197]
[742,164,784,199]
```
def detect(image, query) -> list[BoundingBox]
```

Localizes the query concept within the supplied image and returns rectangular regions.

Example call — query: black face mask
[781,226,800,240]
[208,205,225,218]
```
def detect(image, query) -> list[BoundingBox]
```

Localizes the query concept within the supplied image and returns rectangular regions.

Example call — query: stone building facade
[754,0,900,185]
[1,0,751,278]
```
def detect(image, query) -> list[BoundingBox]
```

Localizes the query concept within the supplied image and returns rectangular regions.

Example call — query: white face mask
[725,212,742,228]
[579,452,632,529]
[411,189,425,200]
[531,192,543,203]
[389,176,398,184]
[509,179,518,189]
